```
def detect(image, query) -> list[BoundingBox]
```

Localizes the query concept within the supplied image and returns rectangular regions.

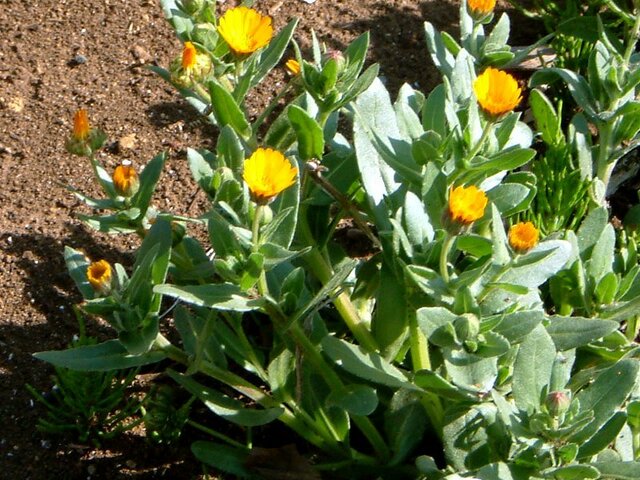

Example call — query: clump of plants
[33,0,640,478]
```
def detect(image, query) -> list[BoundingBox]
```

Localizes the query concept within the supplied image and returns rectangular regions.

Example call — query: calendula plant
[34,0,640,478]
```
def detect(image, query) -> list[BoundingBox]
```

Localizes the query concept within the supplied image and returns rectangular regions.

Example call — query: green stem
[623,4,640,65]
[187,420,247,449]
[153,334,335,451]
[251,204,269,295]
[596,121,614,193]
[253,83,292,136]
[465,119,494,166]
[409,313,444,436]
[627,315,640,342]
[439,233,456,284]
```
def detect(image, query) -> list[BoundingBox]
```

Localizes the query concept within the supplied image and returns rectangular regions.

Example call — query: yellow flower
[285,58,300,76]
[509,222,539,253]
[467,0,496,16]
[217,6,273,56]
[182,41,198,69]
[73,109,90,141]
[113,162,139,197]
[448,185,488,225]
[87,259,112,296]
[243,148,297,204]
[473,67,522,117]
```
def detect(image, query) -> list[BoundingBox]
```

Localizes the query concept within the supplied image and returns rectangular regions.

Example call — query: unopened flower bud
[178,0,204,15]
[545,390,571,417]
[285,58,301,76]
[65,109,106,156]
[113,161,140,197]
[454,313,480,342]
[322,50,346,73]
[87,259,113,296]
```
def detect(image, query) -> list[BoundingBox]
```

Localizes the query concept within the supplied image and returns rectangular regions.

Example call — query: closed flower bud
[285,58,301,76]
[87,259,113,296]
[545,390,571,417]
[73,109,90,141]
[177,0,204,15]
[113,161,140,197]
[509,221,539,253]
[454,313,480,342]
[66,109,106,156]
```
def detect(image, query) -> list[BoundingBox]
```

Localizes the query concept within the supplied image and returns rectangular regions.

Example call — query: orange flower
[87,259,112,296]
[73,109,90,141]
[113,162,139,197]
[217,7,273,56]
[243,148,297,204]
[285,58,300,76]
[474,68,522,117]
[508,222,539,253]
[448,185,488,225]
[182,41,197,69]
[467,0,496,17]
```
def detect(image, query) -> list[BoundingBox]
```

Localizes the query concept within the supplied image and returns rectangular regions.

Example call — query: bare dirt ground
[0,0,534,478]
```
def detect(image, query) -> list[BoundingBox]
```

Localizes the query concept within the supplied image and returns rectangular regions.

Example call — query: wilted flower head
[473,67,522,117]
[285,58,300,76]
[73,109,90,141]
[170,41,212,86]
[448,185,488,225]
[87,259,112,296]
[467,0,496,17]
[217,7,273,56]
[113,161,139,197]
[243,148,297,204]
[508,222,539,253]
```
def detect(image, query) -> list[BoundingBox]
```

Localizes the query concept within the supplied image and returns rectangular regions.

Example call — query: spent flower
[217,7,273,56]
[87,259,113,296]
[65,109,107,156]
[473,67,522,117]
[243,148,297,204]
[509,222,539,253]
[285,58,301,76]
[448,185,488,225]
[170,41,212,87]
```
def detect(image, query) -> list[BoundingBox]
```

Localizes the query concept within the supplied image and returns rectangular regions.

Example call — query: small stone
[130,45,152,64]
[118,134,137,151]
[7,97,24,113]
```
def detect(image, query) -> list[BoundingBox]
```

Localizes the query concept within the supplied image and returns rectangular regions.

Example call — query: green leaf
[191,441,252,478]
[321,336,419,390]
[512,324,556,412]
[424,22,454,77]
[34,340,165,371]
[530,68,597,118]
[64,246,94,299]
[588,223,615,283]
[590,462,640,479]
[169,370,283,426]
[541,465,599,479]
[217,127,245,173]
[154,283,266,311]
[131,152,166,219]
[570,359,640,443]
[384,389,427,465]
[483,13,510,54]
[187,148,215,192]
[413,370,476,401]
[577,207,608,256]
[422,84,447,137]
[578,411,627,459]
[207,79,251,138]
[500,240,572,288]
[288,104,324,160]
[373,263,408,357]
[530,89,563,146]
[443,349,498,392]
[457,234,493,257]
[326,384,378,416]
[251,18,298,88]
[469,147,536,173]
[546,316,619,351]
[487,310,544,343]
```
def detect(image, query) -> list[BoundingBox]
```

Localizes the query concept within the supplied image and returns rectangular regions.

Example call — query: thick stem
[409,313,444,436]
[439,233,456,284]
[251,204,269,295]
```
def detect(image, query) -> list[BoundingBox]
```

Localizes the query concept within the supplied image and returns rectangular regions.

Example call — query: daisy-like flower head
[508,221,539,253]
[467,0,496,17]
[73,109,90,141]
[473,67,522,117]
[448,185,488,225]
[217,6,273,56]
[243,148,297,204]
[285,58,301,76]
[87,259,113,296]
[113,161,139,197]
